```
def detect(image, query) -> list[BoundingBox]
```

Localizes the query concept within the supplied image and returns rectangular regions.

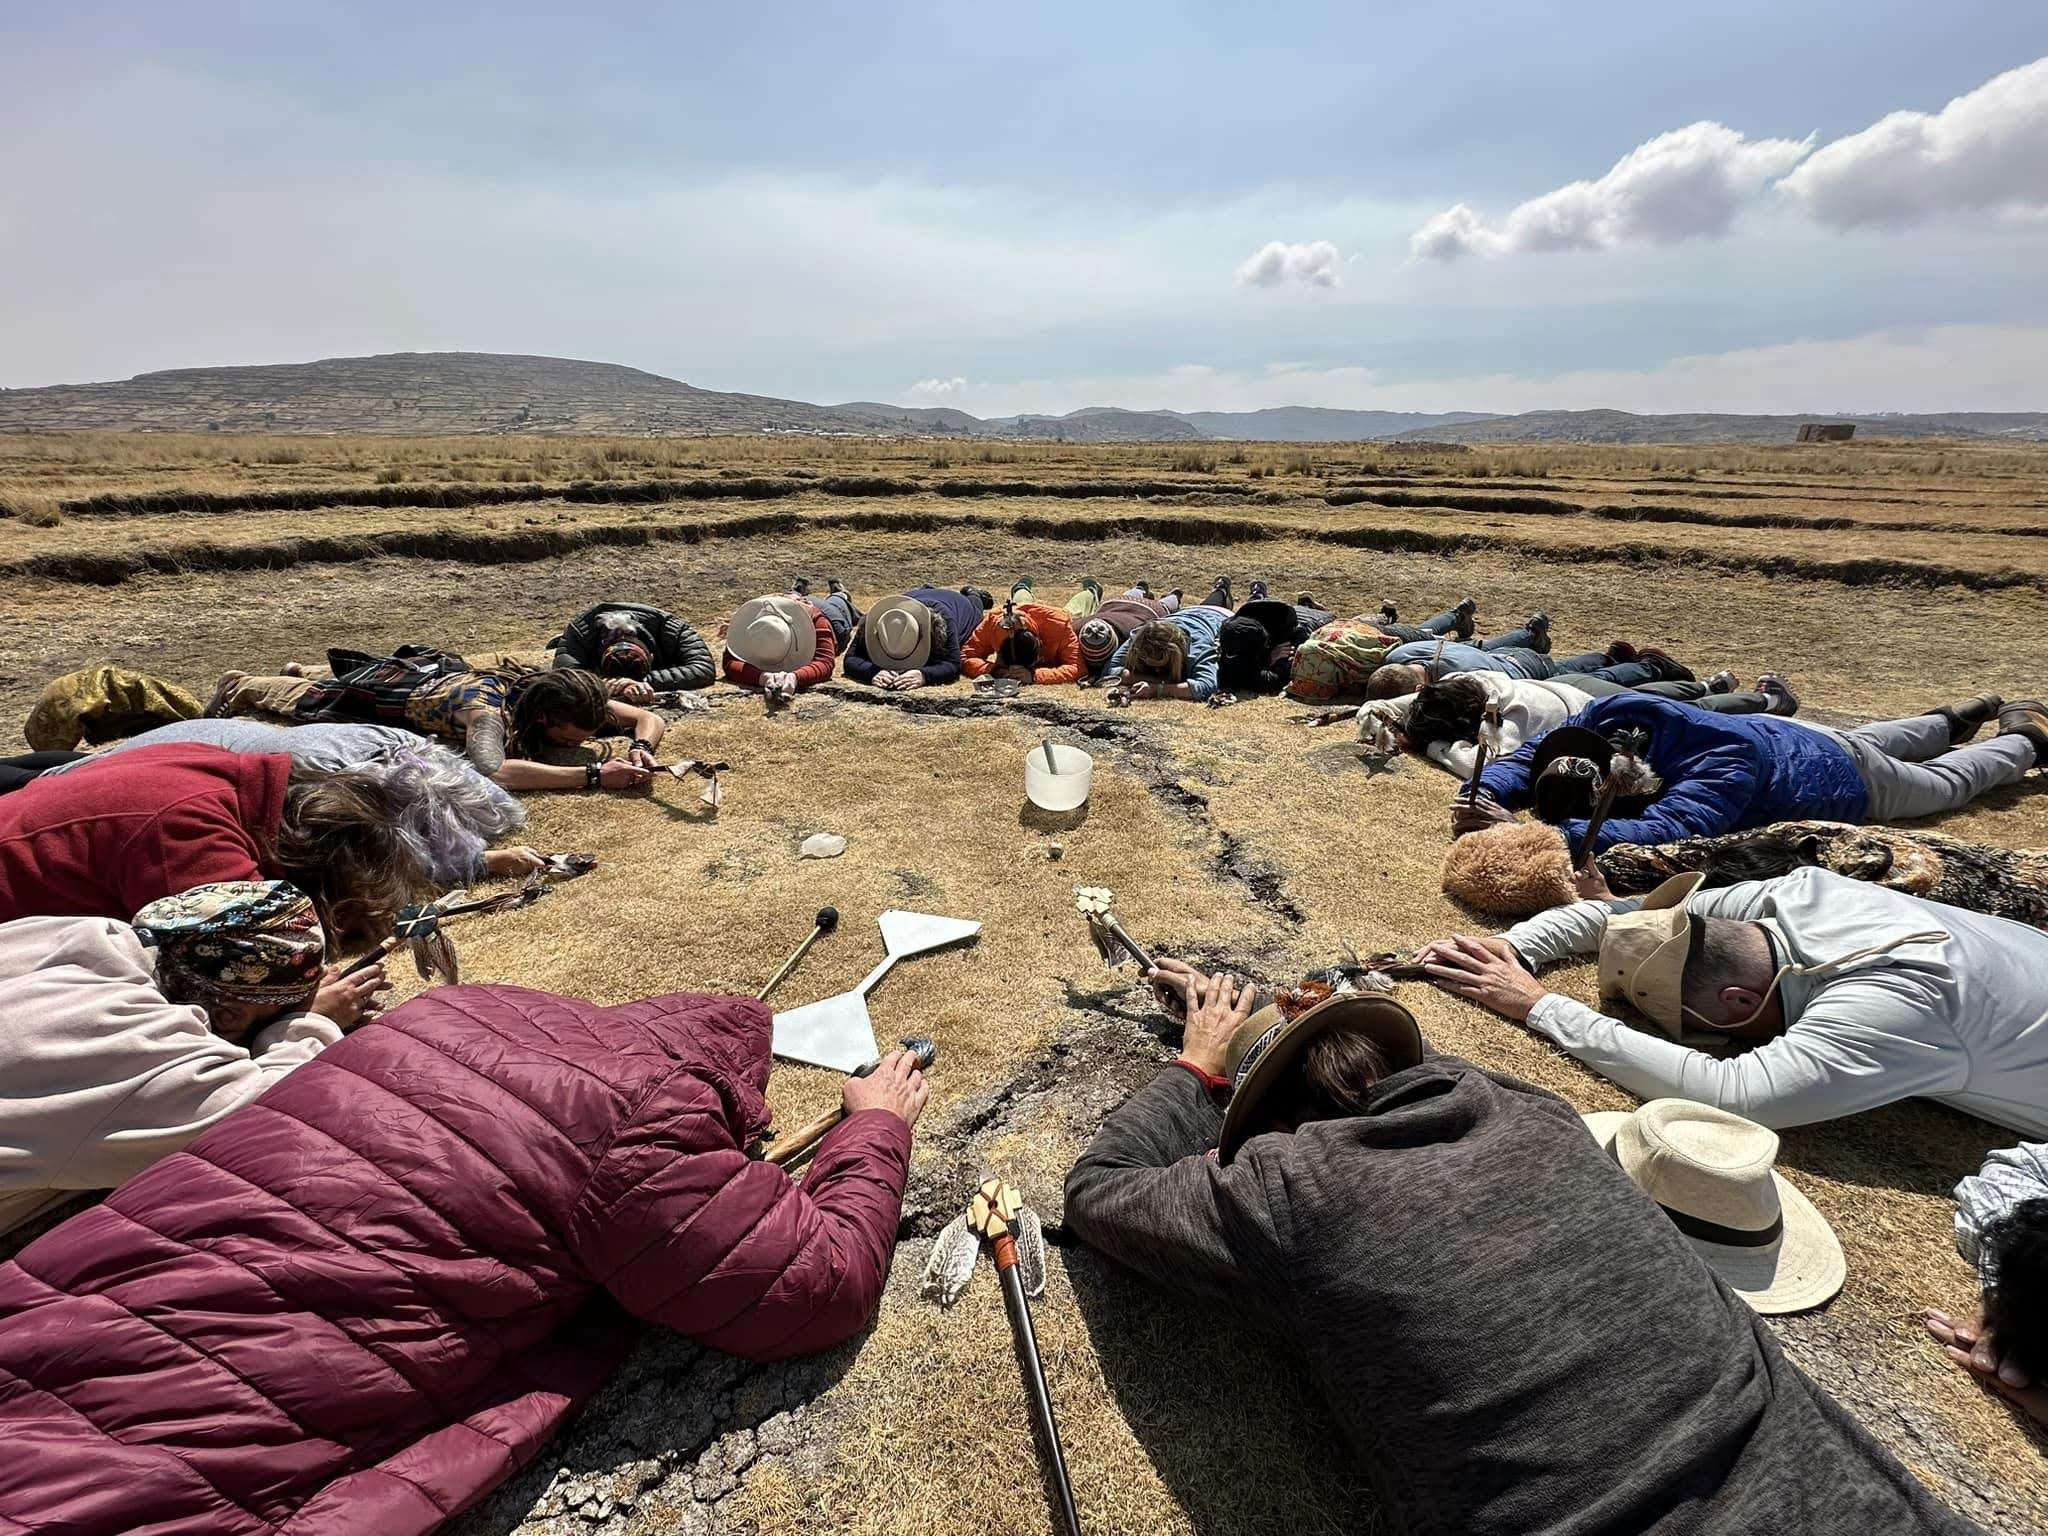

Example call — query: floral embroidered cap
[133,880,328,1007]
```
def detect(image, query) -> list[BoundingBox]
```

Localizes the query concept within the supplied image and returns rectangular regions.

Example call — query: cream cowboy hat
[1218,991,1425,1164]
[861,595,934,670]
[1596,871,1705,1038]
[1584,1099,1844,1314]
[727,596,818,672]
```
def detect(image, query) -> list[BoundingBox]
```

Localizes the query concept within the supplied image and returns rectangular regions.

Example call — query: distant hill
[0,353,887,437]
[2,352,2042,443]
[984,407,1207,442]
[1171,407,1498,441]
[1388,408,2048,445]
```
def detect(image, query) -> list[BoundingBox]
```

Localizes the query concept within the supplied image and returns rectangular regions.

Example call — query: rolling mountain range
[2,352,2043,443]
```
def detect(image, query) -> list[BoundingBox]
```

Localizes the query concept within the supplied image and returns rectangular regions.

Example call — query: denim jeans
[1383,606,1468,644]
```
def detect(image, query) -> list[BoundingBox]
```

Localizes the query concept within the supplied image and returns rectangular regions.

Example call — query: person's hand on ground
[1424,935,1548,1023]
[1451,795,1516,837]
[891,672,926,691]
[1572,862,1614,901]
[483,845,546,878]
[1127,680,1161,700]
[1179,969,1258,1077]
[843,1048,930,1130]
[869,670,900,690]
[1145,955,1207,1021]
[606,678,655,703]
[627,742,660,771]
[1924,1310,2048,1428]
[598,758,654,791]
[311,961,390,1031]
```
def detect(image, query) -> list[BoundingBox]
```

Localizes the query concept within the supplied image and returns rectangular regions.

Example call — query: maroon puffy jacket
[0,984,911,1535]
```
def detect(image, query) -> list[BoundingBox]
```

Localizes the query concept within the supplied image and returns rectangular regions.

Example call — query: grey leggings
[1812,714,2035,822]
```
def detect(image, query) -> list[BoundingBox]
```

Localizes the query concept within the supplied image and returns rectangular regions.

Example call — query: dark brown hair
[274,766,434,948]
[1983,1198,2048,1385]
[998,628,1041,670]
[1406,675,1489,752]
[1251,1022,1394,1134]
[506,668,609,757]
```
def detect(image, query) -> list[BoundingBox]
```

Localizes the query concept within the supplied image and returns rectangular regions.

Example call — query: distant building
[1797,423,1856,442]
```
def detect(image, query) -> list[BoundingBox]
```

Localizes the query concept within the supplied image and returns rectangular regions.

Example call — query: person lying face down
[1104,605,1230,701]
[550,600,716,698]
[1076,595,1173,680]
[960,596,1084,686]
[209,654,664,794]
[0,880,387,1239]
[1455,692,2038,856]
[1931,1142,2048,1431]
[40,719,539,886]
[1422,863,2048,1135]
[843,586,986,691]
[1364,624,1708,702]
[722,593,841,696]
[1217,597,1335,696]
[1064,960,1978,1536]
[0,982,928,1534]
[0,742,432,949]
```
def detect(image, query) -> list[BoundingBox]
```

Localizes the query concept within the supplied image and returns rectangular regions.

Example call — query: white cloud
[1235,239,1342,288]
[1777,56,2048,229]
[1412,122,1811,260]
[909,376,968,397]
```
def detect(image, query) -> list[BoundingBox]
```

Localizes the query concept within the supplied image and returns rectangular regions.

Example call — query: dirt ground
[3,435,2046,1535]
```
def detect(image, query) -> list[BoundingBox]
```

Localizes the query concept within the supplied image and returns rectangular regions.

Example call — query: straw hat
[1596,871,1705,1037]
[727,596,818,672]
[861,595,934,670]
[1218,991,1425,1163]
[1584,1099,1844,1314]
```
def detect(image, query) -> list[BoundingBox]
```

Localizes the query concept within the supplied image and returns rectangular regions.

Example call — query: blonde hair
[1124,621,1190,684]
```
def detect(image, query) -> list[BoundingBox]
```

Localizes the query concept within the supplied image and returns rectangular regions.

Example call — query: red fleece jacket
[722,603,838,690]
[0,743,287,923]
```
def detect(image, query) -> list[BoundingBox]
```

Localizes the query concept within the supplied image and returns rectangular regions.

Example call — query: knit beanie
[1078,617,1118,666]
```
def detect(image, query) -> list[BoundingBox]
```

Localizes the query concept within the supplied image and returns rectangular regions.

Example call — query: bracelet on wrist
[585,763,603,790]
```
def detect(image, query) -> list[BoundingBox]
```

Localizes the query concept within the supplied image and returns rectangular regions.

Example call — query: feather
[1015,1207,1048,1299]
[921,1214,981,1306]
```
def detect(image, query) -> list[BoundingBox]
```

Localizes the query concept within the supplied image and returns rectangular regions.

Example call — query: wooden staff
[1464,700,1504,803]
[764,1036,937,1168]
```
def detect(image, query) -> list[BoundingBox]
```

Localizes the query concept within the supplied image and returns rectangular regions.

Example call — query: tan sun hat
[861,595,934,669]
[1584,1099,1844,1314]
[1595,871,1705,1038]
[727,596,819,672]
[1218,991,1425,1163]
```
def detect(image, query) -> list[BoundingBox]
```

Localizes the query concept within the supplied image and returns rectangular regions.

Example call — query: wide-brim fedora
[862,595,934,670]
[1218,991,1424,1164]
[727,596,819,673]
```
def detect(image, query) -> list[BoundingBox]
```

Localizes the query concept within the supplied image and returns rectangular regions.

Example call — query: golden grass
[3,433,2046,1535]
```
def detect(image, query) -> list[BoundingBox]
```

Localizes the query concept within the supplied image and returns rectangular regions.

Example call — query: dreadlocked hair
[1124,620,1190,684]
[1406,675,1490,752]
[1982,1197,2048,1386]
[274,765,435,949]
[507,667,609,758]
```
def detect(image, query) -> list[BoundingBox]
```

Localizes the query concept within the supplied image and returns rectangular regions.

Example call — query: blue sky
[4,2,2046,413]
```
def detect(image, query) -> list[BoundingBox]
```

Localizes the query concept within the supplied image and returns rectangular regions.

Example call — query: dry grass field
[3,431,2046,1535]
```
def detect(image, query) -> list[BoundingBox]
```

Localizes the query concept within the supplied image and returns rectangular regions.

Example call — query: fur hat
[1441,821,1580,917]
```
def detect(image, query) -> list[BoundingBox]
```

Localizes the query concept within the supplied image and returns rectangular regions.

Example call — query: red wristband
[1172,1057,1232,1097]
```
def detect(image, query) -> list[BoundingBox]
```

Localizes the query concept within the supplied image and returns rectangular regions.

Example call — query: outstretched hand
[1451,796,1516,837]
[1924,1310,2048,1429]
[1422,935,1547,1023]
[311,961,390,1032]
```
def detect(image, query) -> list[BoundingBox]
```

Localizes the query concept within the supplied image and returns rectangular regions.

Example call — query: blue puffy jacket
[1478,694,1868,856]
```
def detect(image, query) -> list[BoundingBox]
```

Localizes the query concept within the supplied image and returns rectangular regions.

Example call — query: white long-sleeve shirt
[0,915,342,1236]
[1953,1143,2048,1275]
[1498,868,2048,1135]
[1359,673,1593,777]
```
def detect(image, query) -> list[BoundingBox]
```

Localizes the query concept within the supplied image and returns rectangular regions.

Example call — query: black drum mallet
[758,906,840,1003]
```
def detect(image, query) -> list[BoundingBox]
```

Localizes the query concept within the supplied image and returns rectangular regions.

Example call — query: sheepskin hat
[1441,821,1580,917]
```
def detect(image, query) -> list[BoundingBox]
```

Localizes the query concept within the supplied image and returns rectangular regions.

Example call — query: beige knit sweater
[0,915,341,1237]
